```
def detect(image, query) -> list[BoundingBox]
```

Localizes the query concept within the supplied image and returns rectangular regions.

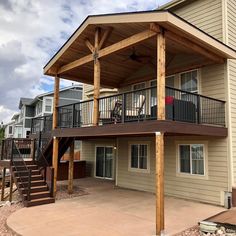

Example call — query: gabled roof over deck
[44,10,236,88]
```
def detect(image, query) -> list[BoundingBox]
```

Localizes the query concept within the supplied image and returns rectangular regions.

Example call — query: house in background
[4,85,83,138]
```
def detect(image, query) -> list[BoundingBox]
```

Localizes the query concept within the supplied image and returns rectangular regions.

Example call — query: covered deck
[43,10,236,235]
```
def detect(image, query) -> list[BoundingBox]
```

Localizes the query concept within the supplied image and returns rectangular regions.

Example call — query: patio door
[95,147,114,180]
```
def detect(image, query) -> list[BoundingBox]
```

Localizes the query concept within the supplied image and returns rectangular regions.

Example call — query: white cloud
[0,0,171,124]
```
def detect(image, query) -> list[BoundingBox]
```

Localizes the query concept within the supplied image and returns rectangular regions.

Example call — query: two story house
[41,0,236,233]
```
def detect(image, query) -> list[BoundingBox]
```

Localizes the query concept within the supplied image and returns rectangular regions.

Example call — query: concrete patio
[7,178,224,236]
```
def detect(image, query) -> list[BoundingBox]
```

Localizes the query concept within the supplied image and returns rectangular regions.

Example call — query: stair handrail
[12,139,31,202]
[36,147,54,197]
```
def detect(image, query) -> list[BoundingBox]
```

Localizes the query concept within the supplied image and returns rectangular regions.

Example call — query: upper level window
[129,142,150,173]
[178,143,205,176]
[36,102,42,115]
[44,97,53,113]
[8,126,13,134]
[180,70,198,94]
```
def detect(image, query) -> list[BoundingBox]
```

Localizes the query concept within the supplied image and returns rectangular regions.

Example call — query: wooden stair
[12,160,55,207]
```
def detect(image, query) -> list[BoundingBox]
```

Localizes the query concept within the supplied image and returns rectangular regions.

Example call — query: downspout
[222,0,233,192]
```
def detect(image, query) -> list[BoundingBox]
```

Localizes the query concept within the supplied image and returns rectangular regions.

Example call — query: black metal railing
[12,140,31,201]
[31,115,52,134]
[35,147,54,197]
[1,138,32,160]
[58,99,93,128]
[56,86,226,128]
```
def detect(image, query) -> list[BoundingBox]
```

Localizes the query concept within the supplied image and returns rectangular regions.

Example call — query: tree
[0,122,4,140]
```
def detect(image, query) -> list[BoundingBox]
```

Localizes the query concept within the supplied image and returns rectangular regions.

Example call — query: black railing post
[197,95,201,124]
[72,104,75,128]
[122,93,126,123]
[43,116,46,132]
[10,139,14,165]
[27,169,31,201]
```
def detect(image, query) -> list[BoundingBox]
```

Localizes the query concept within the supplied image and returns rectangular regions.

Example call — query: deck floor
[206,208,236,226]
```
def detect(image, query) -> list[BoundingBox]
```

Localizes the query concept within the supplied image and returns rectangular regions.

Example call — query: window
[129,143,150,173]
[180,70,198,93]
[44,98,53,113]
[35,102,42,115]
[178,144,205,176]
[8,126,13,134]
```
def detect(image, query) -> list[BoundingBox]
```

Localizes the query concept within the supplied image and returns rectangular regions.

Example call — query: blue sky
[0,0,171,123]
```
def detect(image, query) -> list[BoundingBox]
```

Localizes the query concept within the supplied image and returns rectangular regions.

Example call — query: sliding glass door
[95,147,114,179]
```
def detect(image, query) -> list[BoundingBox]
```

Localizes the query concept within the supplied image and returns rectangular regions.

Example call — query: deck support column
[52,76,60,197]
[1,167,6,201]
[93,27,101,126]
[68,139,74,194]
[156,28,166,236]
[9,173,13,202]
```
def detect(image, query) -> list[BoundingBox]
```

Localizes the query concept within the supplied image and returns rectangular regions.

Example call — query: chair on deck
[125,95,146,120]
[99,99,122,124]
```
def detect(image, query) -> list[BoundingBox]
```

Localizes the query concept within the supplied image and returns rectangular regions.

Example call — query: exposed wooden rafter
[84,39,94,53]
[58,29,157,74]
[98,27,113,49]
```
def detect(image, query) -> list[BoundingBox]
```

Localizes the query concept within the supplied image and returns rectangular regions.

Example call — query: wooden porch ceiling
[44,11,236,88]
[51,120,227,139]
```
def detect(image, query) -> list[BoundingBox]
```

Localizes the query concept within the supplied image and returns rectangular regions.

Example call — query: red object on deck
[165,96,174,105]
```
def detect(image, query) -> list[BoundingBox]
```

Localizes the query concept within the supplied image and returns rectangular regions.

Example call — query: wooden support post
[157,30,166,121]
[1,167,6,201]
[52,76,60,196]
[156,28,166,236]
[9,173,13,202]
[155,132,165,235]
[68,139,74,194]
[93,27,101,126]
[30,139,35,162]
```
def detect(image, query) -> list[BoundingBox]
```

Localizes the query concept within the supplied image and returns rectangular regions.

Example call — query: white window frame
[176,140,208,180]
[179,69,200,94]
[128,141,150,174]
[43,96,53,113]
[8,125,13,135]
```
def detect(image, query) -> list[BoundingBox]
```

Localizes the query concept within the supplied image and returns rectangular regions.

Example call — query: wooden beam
[150,23,161,33]
[9,173,13,202]
[52,76,60,196]
[1,167,6,201]
[68,139,74,194]
[165,31,224,64]
[58,54,93,75]
[58,29,157,75]
[98,27,113,50]
[157,31,166,120]
[93,27,101,126]
[155,132,165,235]
[52,76,60,129]
[85,39,94,53]
[52,137,59,197]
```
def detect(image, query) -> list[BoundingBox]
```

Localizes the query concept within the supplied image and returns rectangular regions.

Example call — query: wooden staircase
[11,160,55,207]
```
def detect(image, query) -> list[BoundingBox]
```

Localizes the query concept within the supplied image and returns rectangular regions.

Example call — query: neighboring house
[5,85,83,138]
[4,120,15,138]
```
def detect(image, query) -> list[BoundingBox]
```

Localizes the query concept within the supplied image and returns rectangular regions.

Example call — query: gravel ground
[175,226,201,236]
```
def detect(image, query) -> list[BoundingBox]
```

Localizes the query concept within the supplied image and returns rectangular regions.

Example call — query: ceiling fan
[122,47,153,63]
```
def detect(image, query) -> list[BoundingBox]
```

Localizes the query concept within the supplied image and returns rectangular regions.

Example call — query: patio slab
[7,178,224,236]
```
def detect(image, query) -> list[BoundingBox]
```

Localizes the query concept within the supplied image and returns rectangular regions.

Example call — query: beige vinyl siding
[227,0,236,184]
[117,136,228,205]
[81,139,116,177]
[83,84,94,100]
[174,0,223,41]
[117,137,155,192]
